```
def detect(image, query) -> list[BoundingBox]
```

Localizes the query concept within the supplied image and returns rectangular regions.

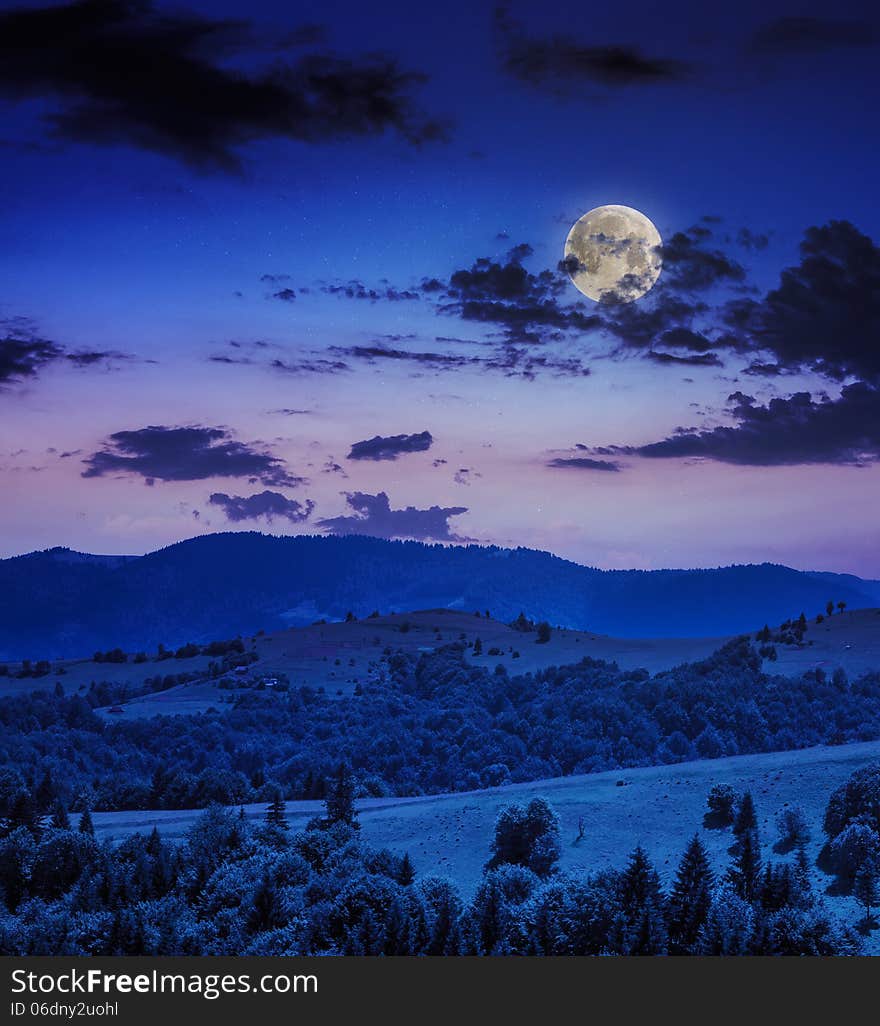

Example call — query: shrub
[828,822,880,882]
[486,798,561,878]
[707,784,737,825]
[776,806,811,849]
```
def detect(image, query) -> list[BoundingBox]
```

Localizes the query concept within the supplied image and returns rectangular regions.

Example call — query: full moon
[564,205,662,303]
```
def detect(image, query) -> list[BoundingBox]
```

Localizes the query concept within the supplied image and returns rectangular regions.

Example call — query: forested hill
[1,532,879,659]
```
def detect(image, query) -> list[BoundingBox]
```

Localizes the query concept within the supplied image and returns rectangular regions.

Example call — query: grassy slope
[7,607,878,719]
[92,739,880,951]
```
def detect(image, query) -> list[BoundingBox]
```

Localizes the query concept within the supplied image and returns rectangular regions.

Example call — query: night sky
[1,0,878,575]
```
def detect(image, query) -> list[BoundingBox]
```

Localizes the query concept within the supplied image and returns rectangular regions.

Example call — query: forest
[1,638,879,813]
[2,762,878,956]
[4,534,879,658]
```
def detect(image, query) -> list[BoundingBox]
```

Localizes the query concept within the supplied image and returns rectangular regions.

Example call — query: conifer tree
[78,807,94,836]
[8,790,40,836]
[667,835,714,953]
[472,874,507,955]
[398,852,416,886]
[265,791,288,830]
[793,842,813,908]
[50,800,70,830]
[35,768,55,811]
[619,845,668,954]
[728,827,762,903]
[383,898,414,955]
[325,765,358,828]
[733,791,758,837]
[854,856,879,928]
[411,900,430,954]
[248,873,282,933]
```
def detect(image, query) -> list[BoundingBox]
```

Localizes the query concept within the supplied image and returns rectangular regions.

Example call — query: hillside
[5,607,877,720]
[2,533,879,659]
[92,740,880,953]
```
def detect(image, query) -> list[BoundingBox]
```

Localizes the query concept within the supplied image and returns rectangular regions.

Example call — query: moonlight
[564,205,662,303]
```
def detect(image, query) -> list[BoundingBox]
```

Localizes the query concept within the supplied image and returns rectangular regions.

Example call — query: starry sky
[1,0,879,575]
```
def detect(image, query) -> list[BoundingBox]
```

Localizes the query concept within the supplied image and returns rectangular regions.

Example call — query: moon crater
[564,205,662,303]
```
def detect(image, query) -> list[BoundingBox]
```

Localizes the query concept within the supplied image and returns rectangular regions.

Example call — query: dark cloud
[330,341,591,380]
[323,458,346,476]
[1,325,134,387]
[332,344,472,370]
[495,6,691,90]
[743,361,783,377]
[602,383,880,467]
[347,430,433,461]
[600,294,710,351]
[211,346,349,375]
[318,491,468,542]
[312,241,599,348]
[82,424,303,486]
[659,228,747,292]
[268,356,349,375]
[729,221,880,384]
[320,281,421,302]
[0,0,446,173]
[547,456,621,472]
[645,351,723,367]
[65,349,135,367]
[0,336,63,385]
[438,243,601,343]
[750,17,876,53]
[208,489,314,523]
[273,288,297,303]
[589,221,751,361]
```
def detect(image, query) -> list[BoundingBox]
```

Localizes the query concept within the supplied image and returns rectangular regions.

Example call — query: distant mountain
[1,533,879,660]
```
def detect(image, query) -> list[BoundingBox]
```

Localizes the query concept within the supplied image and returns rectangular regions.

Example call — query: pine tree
[265,791,288,830]
[759,863,797,912]
[733,791,758,837]
[248,873,282,933]
[727,827,762,903]
[472,874,508,955]
[619,845,667,954]
[667,835,714,953]
[383,898,414,955]
[411,901,430,955]
[50,800,70,830]
[325,765,358,828]
[8,790,40,835]
[398,852,416,886]
[350,911,384,955]
[78,807,94,836]
[854,857,879,928]
[35,768,55,811]
[793,842,813,908]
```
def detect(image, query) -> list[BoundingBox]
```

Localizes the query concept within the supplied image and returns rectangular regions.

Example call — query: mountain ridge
[2,532,879,659]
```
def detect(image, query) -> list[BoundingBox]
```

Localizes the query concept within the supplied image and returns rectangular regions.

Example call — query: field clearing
[93,739,880,951]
